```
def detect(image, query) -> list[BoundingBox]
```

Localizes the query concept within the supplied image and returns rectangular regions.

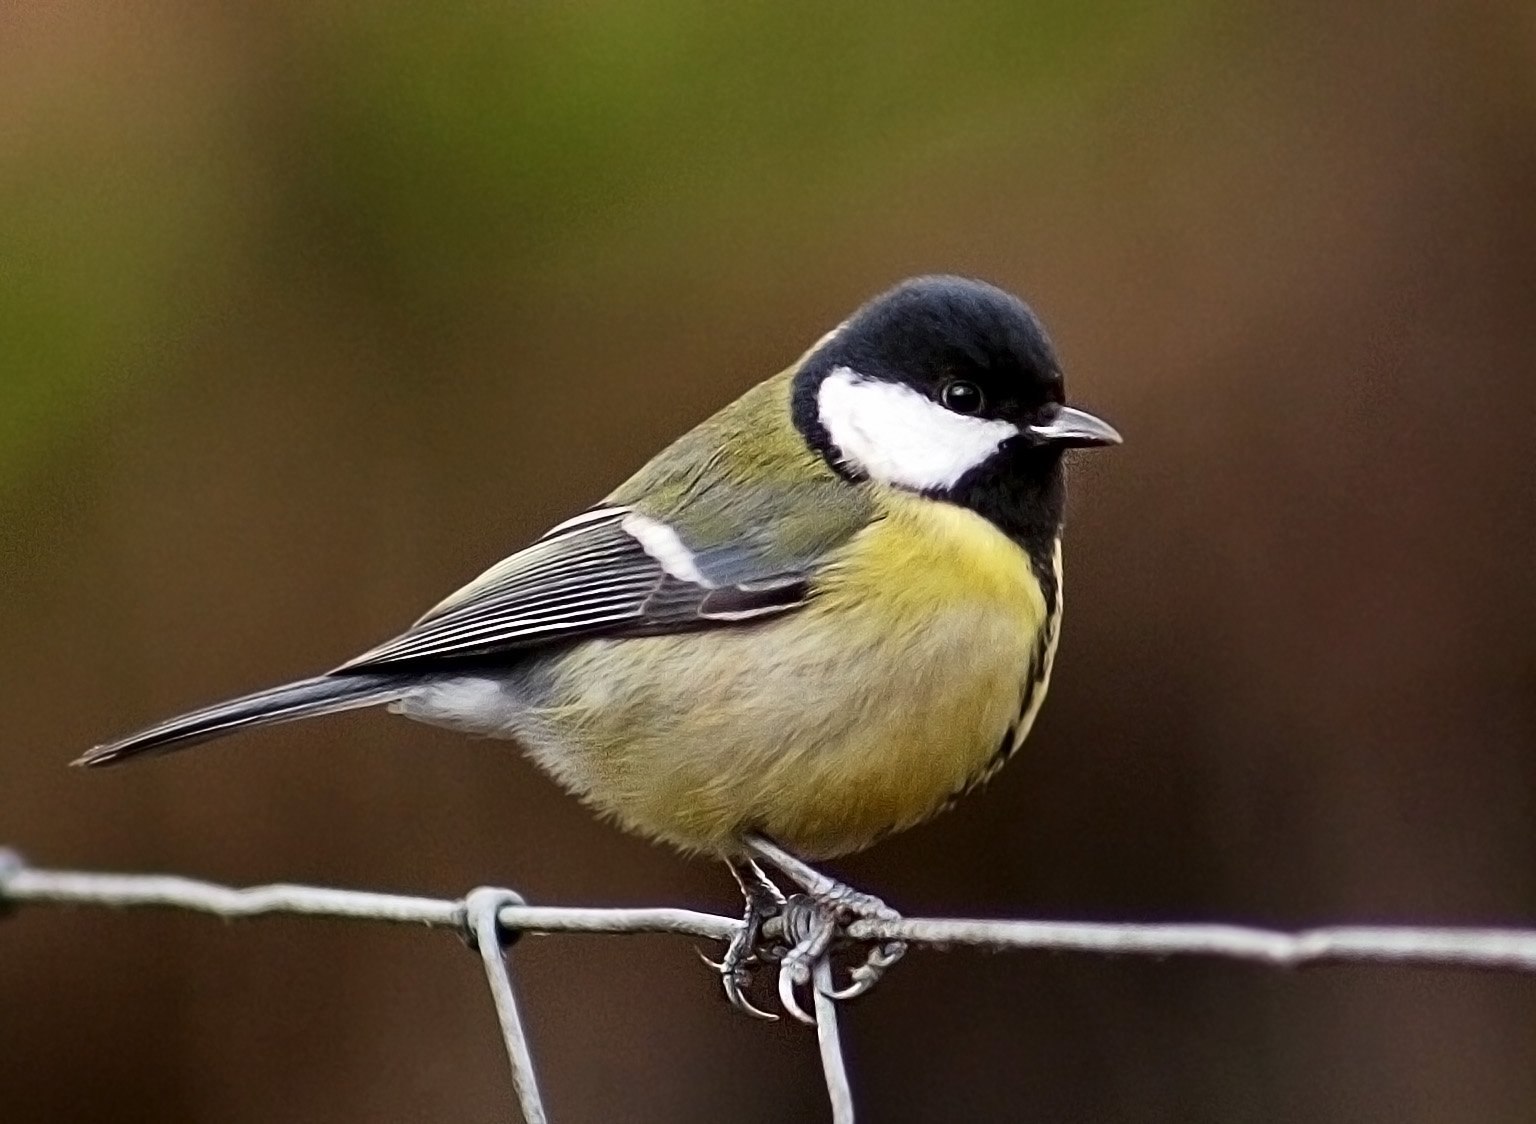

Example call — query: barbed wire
[7,847,1536,1122]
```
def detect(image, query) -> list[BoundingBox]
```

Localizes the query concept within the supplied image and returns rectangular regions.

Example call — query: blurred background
[4,1,1536,1120]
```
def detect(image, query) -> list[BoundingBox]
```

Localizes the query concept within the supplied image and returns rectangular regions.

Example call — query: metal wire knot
[462,886,546,1123]
[462,886,527,951]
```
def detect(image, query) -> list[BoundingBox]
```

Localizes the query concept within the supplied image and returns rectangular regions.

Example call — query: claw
[826,941,907,1000]
[707,859,789,1020]
[714,924,780,1020]
[772,894,844,1024]
[726,967,779,1021]
[710,937,778,1023]
[778,962,817,1024]
[825,977,870,1002]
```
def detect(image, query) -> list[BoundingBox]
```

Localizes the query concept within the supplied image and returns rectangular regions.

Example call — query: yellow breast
[515,491,1061,859]
[762,492,1058,854]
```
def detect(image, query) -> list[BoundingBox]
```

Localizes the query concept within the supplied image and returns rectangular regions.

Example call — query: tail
[74,673,406,768]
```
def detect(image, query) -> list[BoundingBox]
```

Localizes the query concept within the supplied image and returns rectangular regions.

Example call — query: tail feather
[75,673,405,768]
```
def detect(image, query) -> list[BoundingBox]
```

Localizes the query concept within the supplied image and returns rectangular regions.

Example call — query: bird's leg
[706,858,786,1020]
[744,834,908,1016]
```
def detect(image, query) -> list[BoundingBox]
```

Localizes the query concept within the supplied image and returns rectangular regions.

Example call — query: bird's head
[792,276,1119,545]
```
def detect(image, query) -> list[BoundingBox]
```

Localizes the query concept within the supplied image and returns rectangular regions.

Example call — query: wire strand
[465,887,548,1124]
[9,851,1536,1121]
[814,956,855,1123]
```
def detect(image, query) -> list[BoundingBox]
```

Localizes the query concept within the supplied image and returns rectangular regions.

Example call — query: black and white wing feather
[337,507,813,671]
[75,375,877,767]
[77,505,826,766]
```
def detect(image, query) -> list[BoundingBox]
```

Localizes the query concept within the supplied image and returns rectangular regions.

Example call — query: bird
[78,274,1120,1020]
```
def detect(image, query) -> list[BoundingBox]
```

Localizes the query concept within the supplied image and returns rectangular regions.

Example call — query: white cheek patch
[816,366,1018,491]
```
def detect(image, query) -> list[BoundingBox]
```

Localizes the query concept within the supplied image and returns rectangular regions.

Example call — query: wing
[338,506,814,670]
[339,371,874,673]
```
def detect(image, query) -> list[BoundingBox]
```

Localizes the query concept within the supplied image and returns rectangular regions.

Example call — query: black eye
[941,380,985,415]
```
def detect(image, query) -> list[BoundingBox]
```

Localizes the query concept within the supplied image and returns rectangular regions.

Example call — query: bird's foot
[740,834,908,1020]
[771,887,907,1024]
[702,860,785,1020]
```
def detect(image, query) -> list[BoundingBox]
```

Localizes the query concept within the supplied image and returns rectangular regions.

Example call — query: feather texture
[339,507,823,672]
[75,674,402,766]
[341,372,876,673]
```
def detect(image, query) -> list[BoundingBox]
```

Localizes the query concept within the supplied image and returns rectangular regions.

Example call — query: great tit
[78,275,1120,1018]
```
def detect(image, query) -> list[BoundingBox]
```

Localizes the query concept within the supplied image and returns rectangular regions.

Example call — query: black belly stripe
[1032,552,1059,620]
[928,607,1059,819]
[990,627,1052,771]
[916,537,1063,824]
[998,535,1059,774]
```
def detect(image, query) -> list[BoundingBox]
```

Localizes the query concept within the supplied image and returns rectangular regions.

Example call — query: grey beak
[1025,405,1122,449]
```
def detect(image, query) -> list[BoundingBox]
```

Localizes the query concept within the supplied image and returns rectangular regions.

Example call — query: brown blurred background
[4,1,1536,1120]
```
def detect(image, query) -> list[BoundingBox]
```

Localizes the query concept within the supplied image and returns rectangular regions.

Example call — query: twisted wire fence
[8,846,1536,1122]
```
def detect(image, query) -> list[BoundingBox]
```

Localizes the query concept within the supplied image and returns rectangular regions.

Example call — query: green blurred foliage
[0,0,1203,481]
[0,98,223,484]
[289,1,1197,289]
